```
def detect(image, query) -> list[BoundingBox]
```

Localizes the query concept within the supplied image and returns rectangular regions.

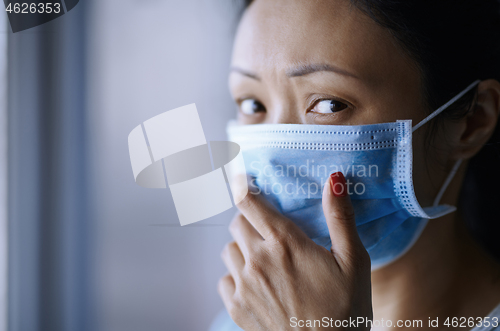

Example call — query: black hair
[241,0,500,259]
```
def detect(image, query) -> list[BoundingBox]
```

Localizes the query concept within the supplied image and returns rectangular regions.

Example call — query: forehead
[232,0,414,84]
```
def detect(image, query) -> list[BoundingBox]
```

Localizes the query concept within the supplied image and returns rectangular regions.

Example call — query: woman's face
[229,0,455,208]
[230,0,427,126]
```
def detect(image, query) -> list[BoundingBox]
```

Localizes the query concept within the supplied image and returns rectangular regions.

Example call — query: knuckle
[236,281,249,298]
[343,208,356,222]
[270,240,293,264]
[217,274,235,299]
[246,257,264,277]
[228,214,244,234]
[218,275,249,326]
[234,283,252,308]
[237,190,257,210]
[268,228,295,250]
[332,208,356,225]
[265,227,282,241]
[227,298,244,324]
[228,241,239,250]
[217,274,230,291]
[245,250,268,279]
[227,241,238,253]
[221,241,236,259]
[266,221,291,242]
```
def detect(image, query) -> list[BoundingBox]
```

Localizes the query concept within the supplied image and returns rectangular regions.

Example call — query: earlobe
[456,79,500,160]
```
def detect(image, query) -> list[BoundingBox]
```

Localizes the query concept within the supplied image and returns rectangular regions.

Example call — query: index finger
[233,176,293,240]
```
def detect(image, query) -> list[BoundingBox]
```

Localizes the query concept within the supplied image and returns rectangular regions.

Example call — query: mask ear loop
[411,80,480,207]
[412,80,481,132]
[432,159,462,207]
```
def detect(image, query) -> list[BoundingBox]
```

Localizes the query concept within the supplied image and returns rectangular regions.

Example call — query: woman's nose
[266,105,303,124]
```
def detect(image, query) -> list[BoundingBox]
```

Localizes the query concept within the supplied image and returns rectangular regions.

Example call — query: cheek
[238,112,267,125]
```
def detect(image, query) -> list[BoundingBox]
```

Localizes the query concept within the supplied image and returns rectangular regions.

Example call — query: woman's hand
[218,172,373,330]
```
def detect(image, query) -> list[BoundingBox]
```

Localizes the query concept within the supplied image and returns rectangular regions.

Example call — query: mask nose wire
[412,80,481,133]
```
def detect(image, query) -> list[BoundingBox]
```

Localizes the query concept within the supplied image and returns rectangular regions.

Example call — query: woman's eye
[311,99,348,114]
[240,99,266,115]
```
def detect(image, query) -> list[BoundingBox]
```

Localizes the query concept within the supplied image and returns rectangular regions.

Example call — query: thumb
[322,172,365,269]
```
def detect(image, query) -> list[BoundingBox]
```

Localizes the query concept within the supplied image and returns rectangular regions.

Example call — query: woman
[210,0,500,330]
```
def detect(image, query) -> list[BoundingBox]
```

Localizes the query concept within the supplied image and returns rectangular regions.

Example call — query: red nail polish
[330,172,347,197]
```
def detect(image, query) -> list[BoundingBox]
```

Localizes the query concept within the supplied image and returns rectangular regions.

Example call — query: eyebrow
[230,66,261,81]
[230,63,358,81]
[286,63,358,79]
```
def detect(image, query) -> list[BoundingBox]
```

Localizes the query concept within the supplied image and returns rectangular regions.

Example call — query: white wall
[87,1,241,330]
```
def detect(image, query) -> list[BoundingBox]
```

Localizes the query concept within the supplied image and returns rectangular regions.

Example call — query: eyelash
[236,96,352,115]
[237,98,266,115]
[306,96,351,114]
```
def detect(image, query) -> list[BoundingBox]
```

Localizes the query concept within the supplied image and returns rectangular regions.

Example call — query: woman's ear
[454,79,500,160]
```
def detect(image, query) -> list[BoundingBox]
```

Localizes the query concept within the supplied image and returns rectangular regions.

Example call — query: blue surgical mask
[227,81,479,270]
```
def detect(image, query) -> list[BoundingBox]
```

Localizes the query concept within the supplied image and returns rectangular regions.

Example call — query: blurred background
[4,1,244,330]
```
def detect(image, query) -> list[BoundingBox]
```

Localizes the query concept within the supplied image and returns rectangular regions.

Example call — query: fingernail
[330,172,347,197]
